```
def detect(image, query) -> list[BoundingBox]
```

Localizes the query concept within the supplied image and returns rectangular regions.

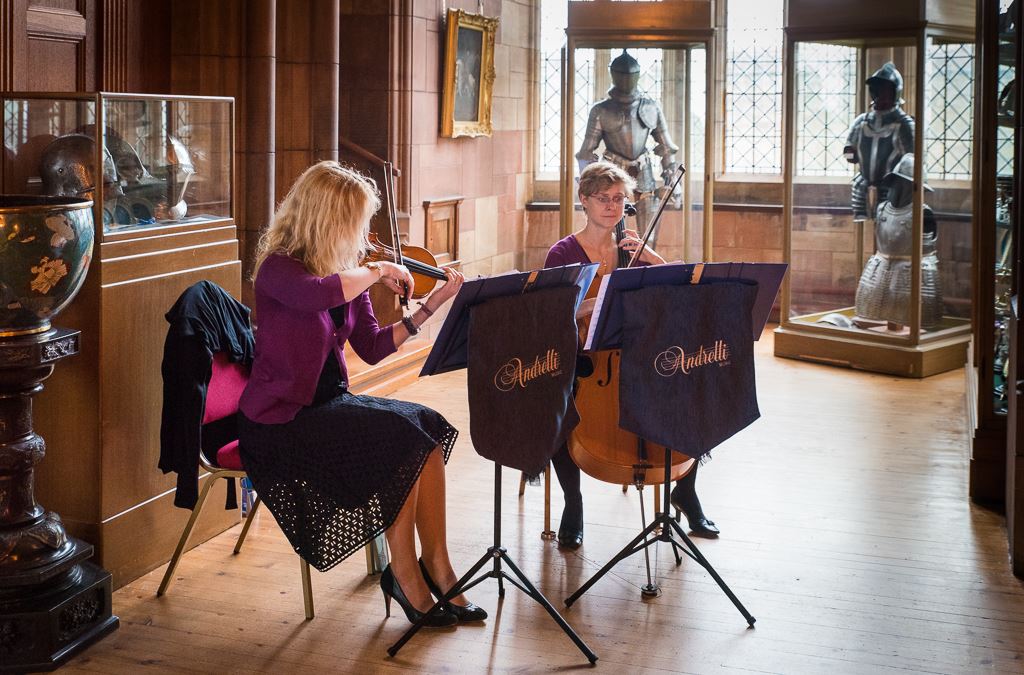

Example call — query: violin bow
[382,160,409,306]
[626,164,686,268]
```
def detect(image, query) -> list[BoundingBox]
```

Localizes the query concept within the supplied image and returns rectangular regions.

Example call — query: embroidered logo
[494,349,562,391]
[654,340,731,377]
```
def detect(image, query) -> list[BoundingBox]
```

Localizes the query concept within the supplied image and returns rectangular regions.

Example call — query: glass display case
[2,93,233,237]
[559,1,715,262]
[976,0,1024,574]
[774,0,974,377]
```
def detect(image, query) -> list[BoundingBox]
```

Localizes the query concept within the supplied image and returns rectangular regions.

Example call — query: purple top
[239,253,397,424]
[545,234,590,268]
[545,233,652,270]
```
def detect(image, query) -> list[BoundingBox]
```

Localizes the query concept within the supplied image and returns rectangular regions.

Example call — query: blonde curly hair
[253,161,381,278]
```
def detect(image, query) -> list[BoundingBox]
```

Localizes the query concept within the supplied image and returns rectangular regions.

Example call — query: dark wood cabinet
[971,0,1023,576]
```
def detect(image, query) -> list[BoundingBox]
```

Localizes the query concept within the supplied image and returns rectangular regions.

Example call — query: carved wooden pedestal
[0,328,118,672]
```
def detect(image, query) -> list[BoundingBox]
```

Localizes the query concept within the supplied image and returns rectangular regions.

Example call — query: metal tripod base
[387,464,597,664]
[563,449,756,629]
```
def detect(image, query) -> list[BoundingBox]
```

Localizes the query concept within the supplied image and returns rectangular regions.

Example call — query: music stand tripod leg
[387,463,598,664]
[565,447,756,629]
[496,548,597,663]
[666,517,756,627]
[564,517,663,607]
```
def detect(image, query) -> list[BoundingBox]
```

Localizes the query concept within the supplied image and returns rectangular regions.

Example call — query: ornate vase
[0,194,115,672]
[0,196,94,335]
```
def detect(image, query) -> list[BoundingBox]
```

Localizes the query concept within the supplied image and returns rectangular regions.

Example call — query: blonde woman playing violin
[238,160,484,627]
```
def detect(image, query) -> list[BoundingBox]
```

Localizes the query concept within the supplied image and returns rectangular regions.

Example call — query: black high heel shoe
[380,564,458,627]
[670,485,720,538]
[418,559,488,622]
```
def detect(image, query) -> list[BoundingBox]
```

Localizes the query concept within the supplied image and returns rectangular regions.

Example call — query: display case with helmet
[0,92,240,586]
[2,93,231,235]
[774,0,975,378]
[558,0,716,262]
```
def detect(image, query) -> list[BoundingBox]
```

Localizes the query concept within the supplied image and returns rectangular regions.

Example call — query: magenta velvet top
[239,253,397,424]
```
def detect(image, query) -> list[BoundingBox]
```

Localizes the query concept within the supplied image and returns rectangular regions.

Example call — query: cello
[568,167,694,488]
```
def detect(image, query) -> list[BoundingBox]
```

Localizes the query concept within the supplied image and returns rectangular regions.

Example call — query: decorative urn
[0,196,94,334]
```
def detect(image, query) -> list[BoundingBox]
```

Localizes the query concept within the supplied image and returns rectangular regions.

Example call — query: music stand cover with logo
[618,281,760,459]
[467,285,580,475]
[585,261,787,351]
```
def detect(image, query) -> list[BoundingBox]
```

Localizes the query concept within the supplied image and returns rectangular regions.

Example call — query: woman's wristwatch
[365,261,384,280]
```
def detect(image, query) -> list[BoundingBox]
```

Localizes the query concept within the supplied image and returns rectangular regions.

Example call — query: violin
[568,166,694,487]
[370,160,448,300]
[365,232,447,299]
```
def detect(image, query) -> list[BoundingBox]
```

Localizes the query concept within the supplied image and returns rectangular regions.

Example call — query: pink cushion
[204,352,250,424]
[216,439,243,470]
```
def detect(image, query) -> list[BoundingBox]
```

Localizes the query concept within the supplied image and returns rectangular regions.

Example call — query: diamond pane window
[725,0,783,174]
[926,42,975,181]
[794,43,857,177]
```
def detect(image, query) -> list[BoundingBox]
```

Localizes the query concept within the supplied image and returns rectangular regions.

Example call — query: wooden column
[242,0,276,286]
[99,0,128,91]
[311,0,339,162]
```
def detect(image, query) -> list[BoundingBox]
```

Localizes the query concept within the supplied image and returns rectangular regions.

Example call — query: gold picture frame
[441,8,499,138]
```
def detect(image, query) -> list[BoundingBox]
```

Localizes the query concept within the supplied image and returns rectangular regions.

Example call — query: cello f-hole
[597,351,614,387]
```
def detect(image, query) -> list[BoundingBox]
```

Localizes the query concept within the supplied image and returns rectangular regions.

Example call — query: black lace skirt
[238,392,457,572]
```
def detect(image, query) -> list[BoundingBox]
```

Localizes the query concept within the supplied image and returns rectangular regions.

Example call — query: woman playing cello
[545,161,719,549]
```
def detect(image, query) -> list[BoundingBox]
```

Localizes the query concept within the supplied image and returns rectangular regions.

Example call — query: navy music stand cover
[584,262,787,352]
[420,263,598,377]
[584,262,786,458]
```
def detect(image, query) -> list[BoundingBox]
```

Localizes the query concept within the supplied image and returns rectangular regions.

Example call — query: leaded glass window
[927,43,975,181]
[725,0,783,174]
[539,0,568,177]
[794,43,857,177]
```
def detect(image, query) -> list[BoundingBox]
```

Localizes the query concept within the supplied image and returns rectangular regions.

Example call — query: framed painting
[441,8,499,138]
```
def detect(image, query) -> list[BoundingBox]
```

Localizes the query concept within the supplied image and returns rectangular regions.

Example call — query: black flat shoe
[670,489,720,538]
[380,564,458,627]
[557,524,584,549]
[418,559,487,622]
[556,500,584,549]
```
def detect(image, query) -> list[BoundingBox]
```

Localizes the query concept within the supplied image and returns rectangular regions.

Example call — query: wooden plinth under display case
[0,92,239,587]
[774,0,975,378]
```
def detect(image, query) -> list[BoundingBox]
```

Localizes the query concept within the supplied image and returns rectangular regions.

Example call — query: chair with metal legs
[156,352,315,619]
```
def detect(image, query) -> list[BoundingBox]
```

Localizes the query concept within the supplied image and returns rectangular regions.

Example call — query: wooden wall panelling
[312,0,339,162]
[98,0,170,93]
[423,195,463,264]
[1,0,27,90]
[274,0,311,206]
[99,0,127,90]
[27,0,95,91]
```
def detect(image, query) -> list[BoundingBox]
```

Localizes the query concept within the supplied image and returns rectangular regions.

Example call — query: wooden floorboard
[62,328,1024,674]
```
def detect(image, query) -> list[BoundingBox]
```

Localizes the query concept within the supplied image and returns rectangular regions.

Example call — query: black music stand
[563,262,785,626]
[388,265,599,663]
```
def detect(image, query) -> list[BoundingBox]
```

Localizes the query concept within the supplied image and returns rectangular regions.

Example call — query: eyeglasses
[587,194,626,206]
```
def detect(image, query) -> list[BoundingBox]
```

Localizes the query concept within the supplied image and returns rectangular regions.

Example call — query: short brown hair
[578,161,636,198]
